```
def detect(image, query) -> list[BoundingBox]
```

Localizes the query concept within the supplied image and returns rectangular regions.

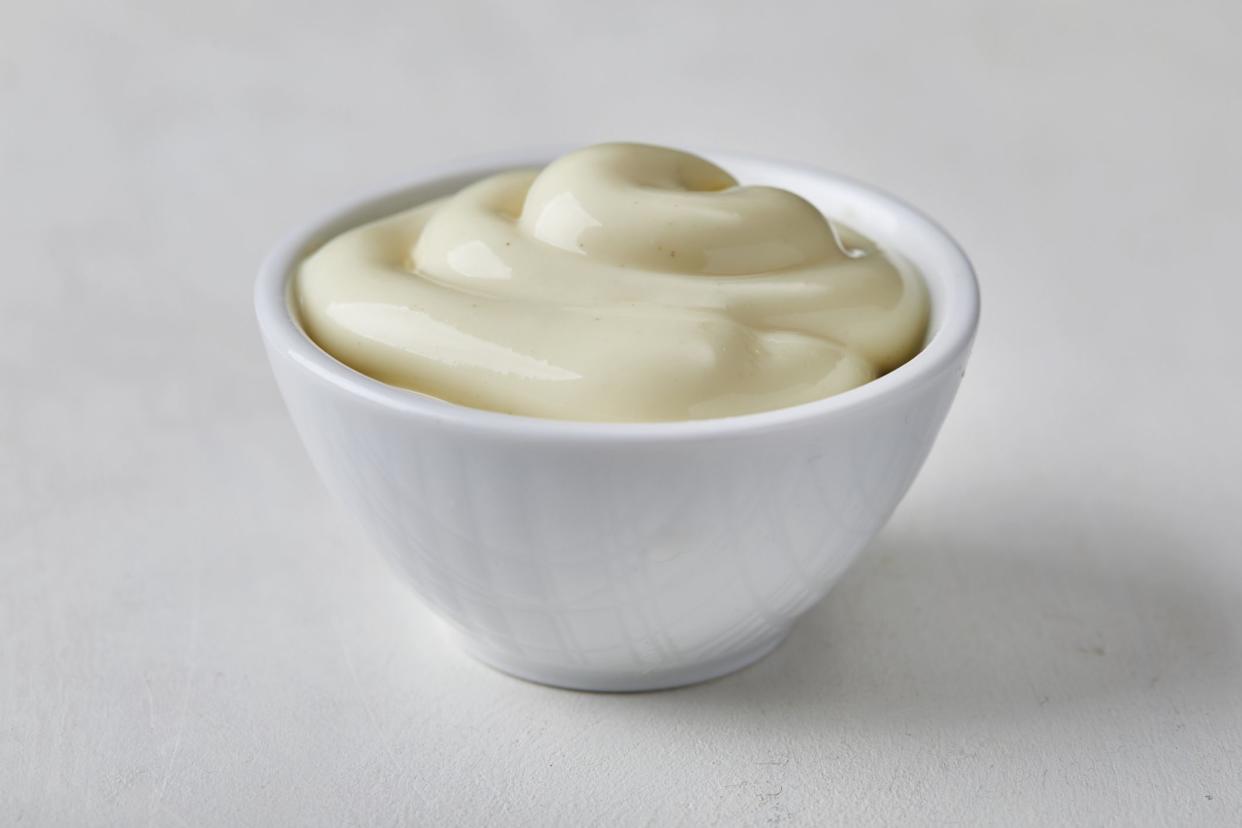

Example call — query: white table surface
[4,1,1241,824]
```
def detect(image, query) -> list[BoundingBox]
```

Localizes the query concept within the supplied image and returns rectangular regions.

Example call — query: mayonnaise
[296,143,928,422]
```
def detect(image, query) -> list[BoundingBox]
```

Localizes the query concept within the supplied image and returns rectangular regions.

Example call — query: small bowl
[255,149,980,691]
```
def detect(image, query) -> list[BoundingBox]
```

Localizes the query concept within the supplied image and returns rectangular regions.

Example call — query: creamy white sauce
[296,143,928,421]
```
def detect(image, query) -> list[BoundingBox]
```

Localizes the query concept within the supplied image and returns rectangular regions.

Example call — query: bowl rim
[255,147,980,442]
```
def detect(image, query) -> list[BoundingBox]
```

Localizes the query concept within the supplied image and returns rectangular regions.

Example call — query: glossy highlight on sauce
[295,143,929,422]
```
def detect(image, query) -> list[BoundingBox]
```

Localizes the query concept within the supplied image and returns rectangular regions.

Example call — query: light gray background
[4,1,1240,825]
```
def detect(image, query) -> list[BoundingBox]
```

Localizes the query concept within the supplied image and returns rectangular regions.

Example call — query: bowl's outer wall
[265,338,967,683]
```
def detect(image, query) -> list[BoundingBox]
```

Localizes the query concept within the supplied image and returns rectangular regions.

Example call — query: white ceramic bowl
[255,150,979,691]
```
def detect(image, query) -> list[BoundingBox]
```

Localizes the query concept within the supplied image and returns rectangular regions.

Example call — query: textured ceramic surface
[255,151,979,691]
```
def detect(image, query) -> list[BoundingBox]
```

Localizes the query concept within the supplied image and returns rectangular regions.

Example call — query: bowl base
[448,625,792,692]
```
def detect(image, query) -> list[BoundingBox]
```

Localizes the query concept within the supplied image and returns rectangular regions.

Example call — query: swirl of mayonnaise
[296,143,928,421]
